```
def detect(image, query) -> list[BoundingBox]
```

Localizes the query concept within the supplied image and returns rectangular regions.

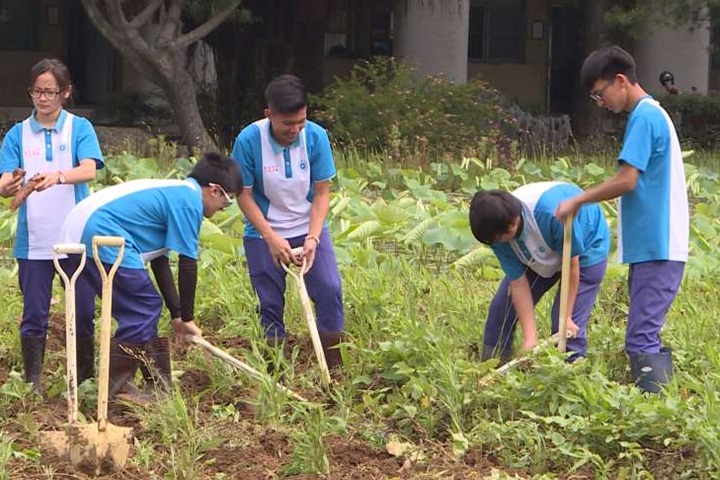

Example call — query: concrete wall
[393,0,470,84]
[635,20,711,95]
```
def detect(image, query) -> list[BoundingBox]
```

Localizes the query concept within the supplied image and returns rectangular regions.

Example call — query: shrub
[311,57,517,166]
[659,93,720,149]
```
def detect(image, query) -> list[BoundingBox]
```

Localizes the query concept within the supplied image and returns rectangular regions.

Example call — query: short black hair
[264,74,307,113]
[580,45,638,90]
[188,152,242,195]
[469,190,522,245]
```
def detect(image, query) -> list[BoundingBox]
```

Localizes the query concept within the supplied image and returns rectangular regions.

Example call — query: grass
[0,149,718,477]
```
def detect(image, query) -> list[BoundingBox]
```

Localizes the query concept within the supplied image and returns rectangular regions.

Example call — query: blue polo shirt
[617,97,689,264]
[58,179,204,269]
[492,182,610,280]
[0,109,103,259]
[231,119,336,238]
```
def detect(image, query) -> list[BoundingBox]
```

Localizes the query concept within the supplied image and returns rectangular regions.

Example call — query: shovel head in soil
[42,422,133,475]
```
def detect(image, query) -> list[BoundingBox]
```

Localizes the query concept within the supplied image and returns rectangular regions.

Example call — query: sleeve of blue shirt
[72,117,104,169]
[492,243,525,280]
[231,126,259,188]
[306,122,336,182]
[619,110,653,172]
[164,191,203,260]
[0,124,22,173]
[544,211,586,258]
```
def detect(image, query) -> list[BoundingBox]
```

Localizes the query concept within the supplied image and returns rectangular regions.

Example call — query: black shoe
[21,335,46,393]
[319,332,345,376]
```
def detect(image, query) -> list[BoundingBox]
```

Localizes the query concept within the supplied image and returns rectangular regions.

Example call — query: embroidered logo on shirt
[300,161,307,170]
[59,143,67,152]
[263,165,281,173]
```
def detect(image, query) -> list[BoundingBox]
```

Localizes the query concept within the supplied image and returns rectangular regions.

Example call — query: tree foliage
[605,0,720,36]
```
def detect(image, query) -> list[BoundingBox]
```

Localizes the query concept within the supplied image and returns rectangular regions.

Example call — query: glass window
[468,0,525,62]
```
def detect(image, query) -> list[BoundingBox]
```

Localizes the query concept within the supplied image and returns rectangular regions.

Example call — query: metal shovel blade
[43,423,133,475]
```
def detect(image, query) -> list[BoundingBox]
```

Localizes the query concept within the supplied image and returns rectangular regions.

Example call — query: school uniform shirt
[231,119,336,238]
[58,179,204,269]
[0,110,103,260]
[492,182,610,280]
[618,96,689,264]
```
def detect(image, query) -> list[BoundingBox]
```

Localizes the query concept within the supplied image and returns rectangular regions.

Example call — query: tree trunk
[81,0,242,153]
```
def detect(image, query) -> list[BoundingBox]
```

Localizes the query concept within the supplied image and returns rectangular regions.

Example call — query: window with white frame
[468,0,525,62]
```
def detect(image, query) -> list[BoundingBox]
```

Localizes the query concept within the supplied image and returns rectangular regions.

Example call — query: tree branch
[80,0,125,48]
[156,0,183,49]
[170,0,243,51]
[130,0,163,29]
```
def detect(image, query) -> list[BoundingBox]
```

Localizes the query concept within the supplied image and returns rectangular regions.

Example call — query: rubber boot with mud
[319,332,344,377]
[76,336,95,385]
[480,343,514,366]
[142,337,172,395]
[109,338,153,405]
[21,335,46,394]
[629,347,674,394]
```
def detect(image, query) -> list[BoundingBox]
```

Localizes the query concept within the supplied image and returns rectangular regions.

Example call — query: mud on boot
[21,335,46,394]
[109,338,154,405]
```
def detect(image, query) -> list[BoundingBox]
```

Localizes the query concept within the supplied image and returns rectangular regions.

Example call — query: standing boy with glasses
[556,45,689,393]
[0,58,103,394]
[231,74,345,376]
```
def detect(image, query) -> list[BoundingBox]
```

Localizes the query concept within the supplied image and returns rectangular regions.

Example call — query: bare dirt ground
[1,315,524,479]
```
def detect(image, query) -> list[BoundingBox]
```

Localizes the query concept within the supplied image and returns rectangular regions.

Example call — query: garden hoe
[283,247,331,384]
[54,236,133,475]
[185,334,307,402]
[479,214,576,386]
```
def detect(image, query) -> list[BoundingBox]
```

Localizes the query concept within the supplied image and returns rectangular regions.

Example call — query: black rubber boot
[108,338,149,404]
[629,347,674,394]
[480,343,513,366]
[76,336,95,385]
[143,337,172,394]
[21,335,46,393]
[319,332,344,374]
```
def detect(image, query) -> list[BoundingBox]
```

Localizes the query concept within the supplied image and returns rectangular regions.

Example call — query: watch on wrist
[58,171,67,184]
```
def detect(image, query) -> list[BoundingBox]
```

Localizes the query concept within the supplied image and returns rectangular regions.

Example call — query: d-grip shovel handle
[52,243,86,425]
[92,236,125,432]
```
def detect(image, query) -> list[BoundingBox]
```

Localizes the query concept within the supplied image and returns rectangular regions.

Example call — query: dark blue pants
[626,260,685,354]
[483,260,607,358]
[69,255,163,344]
[18,258,97,338]
[244,228,344,339]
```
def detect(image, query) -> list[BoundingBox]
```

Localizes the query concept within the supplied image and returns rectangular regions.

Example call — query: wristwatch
[58,171,67,184]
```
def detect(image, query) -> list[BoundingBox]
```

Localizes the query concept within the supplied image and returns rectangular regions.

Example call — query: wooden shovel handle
[557,213,574,353]
[92,236,125,431]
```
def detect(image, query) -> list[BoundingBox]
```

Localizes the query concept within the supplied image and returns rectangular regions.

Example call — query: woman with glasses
[0,58,103,394]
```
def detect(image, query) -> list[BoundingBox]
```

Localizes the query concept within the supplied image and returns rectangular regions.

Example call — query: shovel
[56,236,133,475]
[185,334,307,402]
[42,243,86,462]
[282,247,331,384]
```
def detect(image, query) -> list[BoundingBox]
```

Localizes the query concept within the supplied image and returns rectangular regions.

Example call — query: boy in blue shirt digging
[556,45,689,393]
[470,182,610,363]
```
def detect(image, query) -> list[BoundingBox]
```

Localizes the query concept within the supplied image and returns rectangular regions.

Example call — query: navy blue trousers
[244,228,344,339]
[483,260,607,358]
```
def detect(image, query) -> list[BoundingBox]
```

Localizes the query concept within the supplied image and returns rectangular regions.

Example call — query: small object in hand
[10,173,44,211]
[12,168,25,180]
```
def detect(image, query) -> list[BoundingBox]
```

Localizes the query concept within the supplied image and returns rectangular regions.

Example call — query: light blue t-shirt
[0,110,104,259]
[59,179,204,269]
[492,182,610,280]
[231,119,336,238]
[617,96,689,264]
